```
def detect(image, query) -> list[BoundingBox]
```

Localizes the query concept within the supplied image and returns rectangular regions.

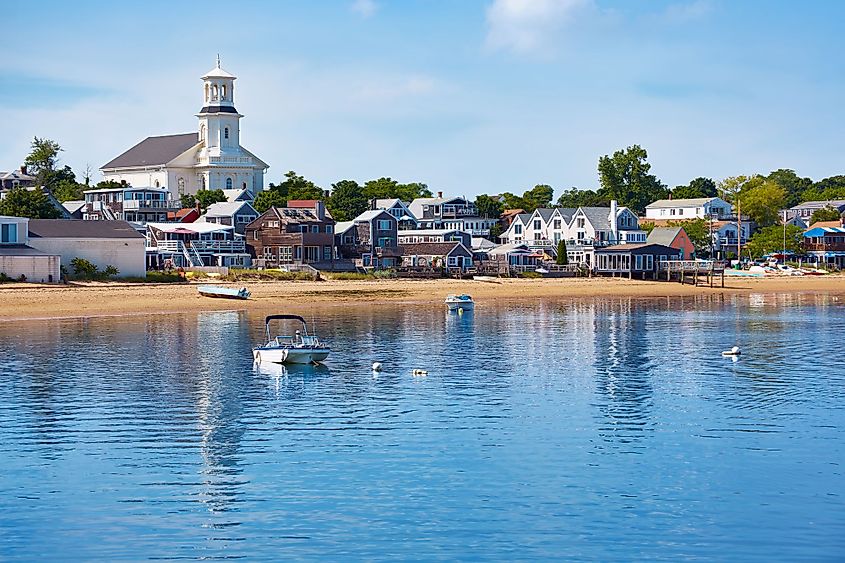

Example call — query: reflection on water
[1,294,844,560]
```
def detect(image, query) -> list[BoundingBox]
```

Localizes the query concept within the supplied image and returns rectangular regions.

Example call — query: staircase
[185,242,205,267]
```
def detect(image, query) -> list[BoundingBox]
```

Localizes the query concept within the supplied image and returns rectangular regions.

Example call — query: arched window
[154,180,160,188]
[212,84,218,100]
[226,177,233,189]
[224,127,229,140]
[178,178,186,195]
[243,182,247,189]
[201,176,206,190]
[221,84,227,99]
[204,84,209,102]
[200,124,206,142]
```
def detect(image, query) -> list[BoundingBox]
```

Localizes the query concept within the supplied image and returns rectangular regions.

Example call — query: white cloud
[485,0,591,55]
[351,0,377,18]
[662,0,712,23]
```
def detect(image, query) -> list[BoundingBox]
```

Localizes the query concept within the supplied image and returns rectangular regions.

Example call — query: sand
[1,275,843,322]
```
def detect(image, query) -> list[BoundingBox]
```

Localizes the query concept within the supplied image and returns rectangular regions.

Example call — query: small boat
[253,314,330,365]
[473,275,501,284]
[198,285,250,300]
[535,267,549,274]
[445,294,474,312]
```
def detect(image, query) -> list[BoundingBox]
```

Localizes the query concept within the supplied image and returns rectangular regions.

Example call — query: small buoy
[457,308,463,316]
[372,362,383,372]
[412,369,428,377]
[721,346,741,357]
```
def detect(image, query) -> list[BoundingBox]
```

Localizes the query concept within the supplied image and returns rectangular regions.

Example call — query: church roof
[202,66,236,79]
[101,133,199,170]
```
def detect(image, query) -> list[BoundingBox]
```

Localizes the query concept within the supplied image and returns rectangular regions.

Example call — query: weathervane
[216,54,221,68]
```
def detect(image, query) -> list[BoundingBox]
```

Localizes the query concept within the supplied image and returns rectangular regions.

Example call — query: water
[1,294,843,561]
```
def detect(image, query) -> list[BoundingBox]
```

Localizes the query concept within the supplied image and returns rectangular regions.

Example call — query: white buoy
[412,369,428,377]
[372,362,383,372]
[721,346,741,357]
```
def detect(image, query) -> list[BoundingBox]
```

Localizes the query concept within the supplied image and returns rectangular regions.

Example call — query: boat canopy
[265,314,307,325]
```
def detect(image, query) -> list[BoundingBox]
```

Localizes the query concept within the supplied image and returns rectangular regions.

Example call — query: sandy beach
[1,275,843,321]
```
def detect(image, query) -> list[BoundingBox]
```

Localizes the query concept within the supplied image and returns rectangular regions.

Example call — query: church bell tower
[197,56,242,155]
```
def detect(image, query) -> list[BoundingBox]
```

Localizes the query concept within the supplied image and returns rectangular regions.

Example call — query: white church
[100,59,268,197]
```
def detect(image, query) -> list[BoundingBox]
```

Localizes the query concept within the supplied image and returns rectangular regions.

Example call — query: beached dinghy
[445,294,474,312]
[198,285,250,300]
[253,314,331,365]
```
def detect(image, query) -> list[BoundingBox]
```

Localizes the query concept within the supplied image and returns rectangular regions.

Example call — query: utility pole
[736,198,742,265]
[782,209,787,264]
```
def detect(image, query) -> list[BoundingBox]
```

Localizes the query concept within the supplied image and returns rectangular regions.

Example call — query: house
[165,208,201,223]
[408,193,498,236]
[146,221,251,269]
[0,167,37,189]
[372,198,417,228]
[803,220,845,268]
[647,226,695,260]
[335,209,401,269]
[83,185,180,223]
[245,202,335,268]
[593,243,682,278]
[100,60,268,198]
[643,217,752,258]
[644,197,733,220]
[0,215,61,282]
[27,220,146,278]
[399,241,474,271]
[0,186,70,219]
[500,208,525,228]
[483,242,541,267]
[785,200,845,223]
[222,188,254,203]
[396,228,471,247]
[200,201,258,235]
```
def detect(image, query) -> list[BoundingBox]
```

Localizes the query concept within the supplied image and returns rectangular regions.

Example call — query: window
[635,255,643,270]
[325,225,333,234]
[154,180,160,188]
[212,84,218,100]
[178,178,186,195]
[280,246,293,262]
[553,219,561,229]
[378,237,393,247]
[268,220,280,228]
[226,177,233,189]
[515,224,523,235]
[224,127,229,140]
[221,85,227,99]
[323,246,332,260]
[1,223,17,243]
[343,235,354,244]
[448,256,458,266]
[300,225,309,233]
[311,225,319,233]
[377,219,392,231]
[253,231,259,241]
[645,255,654,270]
[534,220,541,230]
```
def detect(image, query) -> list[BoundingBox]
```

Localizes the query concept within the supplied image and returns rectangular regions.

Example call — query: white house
[0,215,61,282]
[27,220,146,278]
[101,58,269,199]
[644,197,732,220]
[408,194,498,236]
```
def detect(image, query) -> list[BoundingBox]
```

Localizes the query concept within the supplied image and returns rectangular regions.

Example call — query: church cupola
[197,56,242,150]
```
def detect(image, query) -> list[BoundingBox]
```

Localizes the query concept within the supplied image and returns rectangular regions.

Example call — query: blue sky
[2,0,844,197]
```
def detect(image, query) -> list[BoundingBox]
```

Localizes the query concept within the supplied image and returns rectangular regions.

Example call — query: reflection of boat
[253,314,330,364]
[254,361,331,378]
[198,285,250,300]
[445,294,474,312]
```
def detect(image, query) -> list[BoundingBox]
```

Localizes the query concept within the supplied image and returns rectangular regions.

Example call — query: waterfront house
[647,226,695,260]
[335,209,401,269]
[408,193,497,236]
[0,215,61,282]
[245,202,335,268]
[785,200,845,223]
[146,221,250,269]
[482,242,541,268]
[803,220,845,268]
[593,243,682,278]
[199,201,258,235]
[399,241,474,271]
[643,216,752,258]
[83,185,180,223]
[371,198,417,228]
[644,197,732,220]
[27,220,146,278]
[396,228,472,247]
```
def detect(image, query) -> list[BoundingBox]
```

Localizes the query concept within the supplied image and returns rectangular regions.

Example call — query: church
[100,59,269,198]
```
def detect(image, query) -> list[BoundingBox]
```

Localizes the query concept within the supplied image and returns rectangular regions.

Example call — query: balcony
[440,206,477,218]
[805,242,845,252]
[123,200,182,210]
[191,240,246,254]
[195,155,255,167]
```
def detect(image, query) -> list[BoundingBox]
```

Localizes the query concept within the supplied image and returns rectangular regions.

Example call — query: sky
[2,0,844,198]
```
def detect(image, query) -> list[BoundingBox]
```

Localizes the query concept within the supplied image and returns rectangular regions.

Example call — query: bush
[222,268,313,281]
[372,269,397,279]
[0,272,11,283]
[122,271,186,283]
[68,258,120,281]
[327,272,374,280]
[520,271,543,279]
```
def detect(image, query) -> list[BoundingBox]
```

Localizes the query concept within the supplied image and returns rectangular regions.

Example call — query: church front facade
[100,59,268,198]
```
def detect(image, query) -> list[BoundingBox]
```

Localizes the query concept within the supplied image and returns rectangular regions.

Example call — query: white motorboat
[445,294,474,312]
[253,314,330,365]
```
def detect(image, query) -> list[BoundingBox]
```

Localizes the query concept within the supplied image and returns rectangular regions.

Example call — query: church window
[201,176,206,190]
[224,127,229,140]
[204,84,209,102]
[212,84,218,100]
[221,85,227,99]
[226,177,233,189]
[200,124,206,142]
[178,178,186,195]
[154,180,160,188]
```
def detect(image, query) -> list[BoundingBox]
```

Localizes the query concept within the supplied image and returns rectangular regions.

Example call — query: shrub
[0,272,11,283]
[327,272,373,280]
[372,269,396,279]
[70,257,98,279]
[122,271,186,283]
[17,274,27,282]
[520,271,543,279]
[222,268,313,281]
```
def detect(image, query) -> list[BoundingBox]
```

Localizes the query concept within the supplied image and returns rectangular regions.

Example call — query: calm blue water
[1,294,844,561]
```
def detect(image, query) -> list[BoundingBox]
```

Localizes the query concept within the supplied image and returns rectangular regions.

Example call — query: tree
[361,177,432,201]
[597,145,668,214]
[327,180,368,221]
[500,192,526,210]
[523,184,554,211]
[556,187,607,208]
[24,137,62,186]
[671,177,717,199]
[195,189,227,211]
[766,169,812,208]
[801,175,845,202]
[253,190,287,213]
[0,187,62,218]
[717,175,753,204]
[810,206,843,225]
[741,178,786,227]
[555,239,569,265]
[745,225,804,259]
[268,170,323,201]
[395,182,432,201]
[475,194,504,218]
[180,193,197,209]
[95,180,125,189]
[639,221,656,234]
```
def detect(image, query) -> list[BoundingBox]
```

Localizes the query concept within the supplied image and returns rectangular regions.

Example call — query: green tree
[767,169,812,208]
[717,175,753,204]
[741,178,787,227]
[556,187,607,208]
[745,225,804,259]
[180,193,197,209]
[523,184,554,210]
[810,206,843,225]
[0,186,62,218]
[327,180,367,221]
[488,222,504,240]
[671,177,717,199]
[597,145,668,213]
[95,180,125,189]
[475,194,504,218]
[500,192,526,210]
[253,190,287,213]
[195,189,227,211]
[361,177,432,201]
[268,170,323,201]
[24,137,62,186]
[555,239,569,265]
[395,182,432,201]
[639,221,656,234]
[801,175,845,202]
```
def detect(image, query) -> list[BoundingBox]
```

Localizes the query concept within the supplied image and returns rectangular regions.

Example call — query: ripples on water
[0,293,844,560]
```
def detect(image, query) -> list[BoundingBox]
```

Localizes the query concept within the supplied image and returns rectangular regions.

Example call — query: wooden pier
[658,260,726,287]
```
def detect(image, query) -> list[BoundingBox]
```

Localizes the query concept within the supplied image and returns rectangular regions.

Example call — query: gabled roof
[28,219,144,239]
[354,209,393,222]
[335,221,354,235]
[203,201,256,218]
[147,222,233,234]
[534,208,556,223]
[374,198,409,209]
[789,199,845,211]
[806,220,844,230]
[595,243,677,253]
[399,241,470,257]
[408,196,468,218]
[471,237,497,250]
[646,197,722,209]
[0,170,36,181]
[222,188,253,202]
[101,133,200,169]
[488,242,532,255]
[62,200,85,214]
[577,207,613,230]
[397,228,465,236]
[804,226,845,237]
[557,208,577,222]
[647,226,684,246]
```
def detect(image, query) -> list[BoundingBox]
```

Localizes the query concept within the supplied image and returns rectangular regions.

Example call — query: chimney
[437,191,443,198]
[610,199,619,243]
[315,200,325,220]
[20,165,27,175]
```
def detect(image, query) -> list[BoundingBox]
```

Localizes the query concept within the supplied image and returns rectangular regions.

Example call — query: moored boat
[253,314,330,364]
[198,285,250,300]
[445,294,474,312]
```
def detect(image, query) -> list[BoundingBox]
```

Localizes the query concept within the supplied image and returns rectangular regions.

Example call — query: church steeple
[197,57,242,151]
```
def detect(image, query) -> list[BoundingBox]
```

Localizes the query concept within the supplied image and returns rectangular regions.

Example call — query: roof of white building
[354,209,391,222]
[222,188,253,202]
[374,198,408,209]
[646,197,721,209]
[203,201,255,218]
[335,221,354,234]
[487,242,532,255]
[472,237,498,250]
[101,133,200,169]
[147,222,233,234]
[28,219,144,239]
[62,200,86,214]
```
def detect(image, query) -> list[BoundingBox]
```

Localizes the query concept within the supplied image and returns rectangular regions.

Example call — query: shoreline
[1,275,844,322]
